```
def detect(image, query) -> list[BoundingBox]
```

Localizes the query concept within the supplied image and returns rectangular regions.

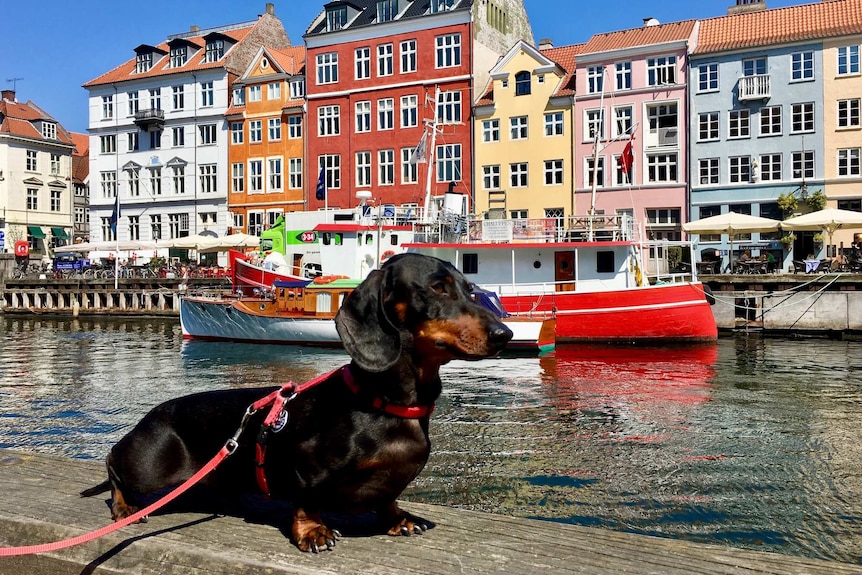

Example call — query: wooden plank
[0,450,858,575]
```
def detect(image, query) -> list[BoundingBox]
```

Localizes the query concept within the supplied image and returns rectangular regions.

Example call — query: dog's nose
[489,323,514,347]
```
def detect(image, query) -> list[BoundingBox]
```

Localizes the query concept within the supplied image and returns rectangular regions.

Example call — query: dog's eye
[430,281,449,295]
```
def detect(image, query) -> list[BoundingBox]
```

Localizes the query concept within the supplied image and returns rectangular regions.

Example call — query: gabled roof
[695,0,862,55]
[0,97,74,146]
[305,0,470,37]
[83,23,256,87]
[269,46,306,76]
[579,20,697,57]
[541,43,584,97]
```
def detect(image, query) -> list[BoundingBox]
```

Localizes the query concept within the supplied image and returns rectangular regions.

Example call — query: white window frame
[268,118,282,141]
[545,112,564,137]
[647,55,676,86]
[378,149,395,186]
[316,52,339,85]
[728,109,750,139]
[482,165,501,189]
[510,116,528,140]
[697,63,719,92]
[355,100,371,133]
[267,157,283,192]
[231,122,243,145]
[355,47,371,80]
[249,159,264,193]
[699,158,719,185]
[401,148,418,184]
[249,120,262,143]
[318,105,341,136]
[377,98,394,131]
[482,119,500,142]
[435,33,461,69]
[646,153,678,183]
[759,153,782,182]
[356,151,372,188]
[436,143,461,182]
[400,39,417,73]
[615,61,632,91]
[544,159,564,186]
[791,51,815,81]
[377,43,394,77]
[698,112,719,142]
[288,115,302,139]
[760,105,782,136]
[436,90,461,124]
[838,98,860,128]
[248,85,262,102]
[729,156,751,184]
[232,162,244,193]
[509,162,528,188]
[289,158,303,190]
[838,45,860,76]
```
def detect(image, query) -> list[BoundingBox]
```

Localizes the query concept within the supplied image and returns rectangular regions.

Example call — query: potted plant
[780,233,796,248]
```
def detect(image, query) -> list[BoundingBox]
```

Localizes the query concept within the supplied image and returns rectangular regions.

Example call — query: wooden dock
[0,450,859,574]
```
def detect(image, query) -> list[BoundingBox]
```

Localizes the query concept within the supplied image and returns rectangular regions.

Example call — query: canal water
[1,316,861,564]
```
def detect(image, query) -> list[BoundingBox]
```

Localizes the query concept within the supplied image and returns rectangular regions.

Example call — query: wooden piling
[0,450,858,575]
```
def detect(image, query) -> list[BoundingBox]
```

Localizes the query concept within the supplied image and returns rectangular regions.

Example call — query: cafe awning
[27,226,46,239]
[51,227,69,239]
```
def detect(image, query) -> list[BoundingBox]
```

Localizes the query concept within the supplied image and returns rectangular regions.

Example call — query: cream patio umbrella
[197,233,261,252]
[780,208,862,254]
[682,211,781,273]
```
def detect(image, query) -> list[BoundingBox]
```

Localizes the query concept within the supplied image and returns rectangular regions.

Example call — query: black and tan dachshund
[81,253,513,552]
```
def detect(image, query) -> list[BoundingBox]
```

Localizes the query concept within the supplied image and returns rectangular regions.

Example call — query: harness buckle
[224,438,239,455]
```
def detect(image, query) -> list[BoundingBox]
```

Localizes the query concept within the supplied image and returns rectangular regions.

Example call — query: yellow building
[823,35,862,250]
[472,40,580,222]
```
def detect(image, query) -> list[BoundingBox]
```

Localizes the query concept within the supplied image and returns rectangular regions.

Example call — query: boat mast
[587,67,606,242]
[421,86,441,224]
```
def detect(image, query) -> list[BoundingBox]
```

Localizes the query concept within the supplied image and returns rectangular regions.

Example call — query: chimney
[538,38,553,49]
[728,0,767,15]
[1,89,15,102]
[190,25,200,33]
[643,17,660,27]
[266,3,275,15]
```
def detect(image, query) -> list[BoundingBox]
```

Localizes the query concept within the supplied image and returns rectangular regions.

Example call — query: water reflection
[2,317,862,563]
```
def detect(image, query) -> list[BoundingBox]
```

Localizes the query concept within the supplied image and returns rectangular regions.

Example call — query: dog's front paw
[292,509,341,553]
[386,510,429,537]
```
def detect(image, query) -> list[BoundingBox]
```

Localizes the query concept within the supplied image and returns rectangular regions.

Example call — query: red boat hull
[230,250,300,290]
[500,282,717,343]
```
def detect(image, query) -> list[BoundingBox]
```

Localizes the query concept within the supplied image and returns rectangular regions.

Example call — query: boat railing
[638,239,699,284]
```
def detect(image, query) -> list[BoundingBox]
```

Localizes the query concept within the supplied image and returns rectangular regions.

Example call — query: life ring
[380,250,396,262]
[312,274,349,284]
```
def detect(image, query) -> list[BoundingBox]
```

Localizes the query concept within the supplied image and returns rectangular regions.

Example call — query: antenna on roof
[6,77,23,90]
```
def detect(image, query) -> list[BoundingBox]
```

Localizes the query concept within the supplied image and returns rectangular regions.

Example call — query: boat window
[462,253,478,274]
[389,234,398,245]
[366,234,374,244]
[596,251,615,273]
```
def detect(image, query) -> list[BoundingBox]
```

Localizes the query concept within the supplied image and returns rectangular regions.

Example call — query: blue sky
[1,0,800,134]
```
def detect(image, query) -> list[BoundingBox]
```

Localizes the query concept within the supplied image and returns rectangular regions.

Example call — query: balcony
[738,74,771,101]
[134,108,165,132]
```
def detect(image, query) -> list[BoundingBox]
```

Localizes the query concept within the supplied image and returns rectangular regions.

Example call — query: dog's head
[335,253,513,372]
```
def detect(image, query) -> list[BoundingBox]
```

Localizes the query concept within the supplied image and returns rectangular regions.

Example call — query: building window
[378,149,395,186]
[743,57,767,77]
[200,82,214,107]
[231,122,243,144]
[355,47,371,80]
[172,166,185,194]
[288,116,302,139]
[698,112,719,141]
[100,135,116,154]
[430,0,455,12]
[586,156,605,188]
[326,6,348,31]
[482,119,500,142]
[545,112,564,136]
[759,153,782,181]
[647,55,676,86]
[135,52,152,73]
[125,92,139,119]
[401,148,417,184]
[268,82,281,100]
[355,100,371,133]
[791,51,814,81]
[838,98,861,128]
[615,61,631,91]
[509,162,528,187]
[172,85,184,110]
[149,88,161,110]
[248,85,262,102]
[205,40,224,62]
[289,158,302,189]
[249,159,264,193]
[792,151,815,180]
[699,158,719,185]
[50,189,61,212]
[232,163,244,193]
[698,63,719,92]
[401,39,417,73]
[151,215,162,241]
[233,87,245,106]
[24,149,37,171]
[377,0,397,21]
[760,105,782,136]
[102,95,114,119]
[647,153,678,183]
[515,71,531,96]
[150,130,162,149]
[290,79,305,99]
[729,156,751,183]
[377,43,394,77]
[268,158,282,192]
[544,159,564,186]
[149,167,162,195]
[728,109,750,139]
[613,106,632,138]
[50,153,60,175]
[125,166,139,196]
[435,33,461,68]
[838,199,862,212]
[587,66,603,94]
[170,46,187,68]
[482,165,501,189]
[319,154,341,190]
[172,127,184,147]
[401,94,418,128]
[249,120,262,143]
[791,102,815,133]
[248,211,263,236]
[268,118,281,141]
[377,98,394,130]
[436,90,460,124]
[436,144,461,182]
[318,105,341,136]
[198,124,217,145]
[510,116,528,140]
[838,148,861,177]
[585,109,604,141]
[316,52,339,85]
[838,45,860,76]
[27,188,38,210]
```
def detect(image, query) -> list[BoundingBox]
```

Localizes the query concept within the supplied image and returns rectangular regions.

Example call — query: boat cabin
[267,278,361,317]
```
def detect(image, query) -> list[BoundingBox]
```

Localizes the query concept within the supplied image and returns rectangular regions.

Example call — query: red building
[303,0,533,213]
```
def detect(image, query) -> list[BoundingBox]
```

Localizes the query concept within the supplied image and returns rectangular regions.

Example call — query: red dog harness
[254,364,435,497]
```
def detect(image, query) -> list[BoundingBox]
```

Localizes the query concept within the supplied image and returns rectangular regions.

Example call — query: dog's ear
[335,269,401,372]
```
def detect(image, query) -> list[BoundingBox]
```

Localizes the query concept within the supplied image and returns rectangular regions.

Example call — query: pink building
[573,19,697,241]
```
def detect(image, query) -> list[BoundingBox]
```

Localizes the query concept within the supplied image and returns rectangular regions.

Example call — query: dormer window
[170,46,187,67]
[41,122,57,140]
[136,52,153,73]
[377,0,398,22]
[205,40,224,62]
[232,87,245,106]
[327,6,348,31]
[430,0,455,13]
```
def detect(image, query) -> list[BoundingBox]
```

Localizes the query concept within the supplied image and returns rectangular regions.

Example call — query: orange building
[227,45,306,235]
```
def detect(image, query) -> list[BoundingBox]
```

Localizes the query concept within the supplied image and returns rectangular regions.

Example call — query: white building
[82,4,290,251]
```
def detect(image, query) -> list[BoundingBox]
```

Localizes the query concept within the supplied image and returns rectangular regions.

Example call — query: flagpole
[113,188,120,290]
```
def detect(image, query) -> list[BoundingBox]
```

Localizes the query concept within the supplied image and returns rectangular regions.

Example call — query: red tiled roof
[541,43,584,97]
[83,25,255,87]
[269,46,306,75]
[70,132,89,155]
[476,86,493,107]
[695,0,862,54]
[580,20,697,55]
[70,132,89,183]
[0,98,73,145]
